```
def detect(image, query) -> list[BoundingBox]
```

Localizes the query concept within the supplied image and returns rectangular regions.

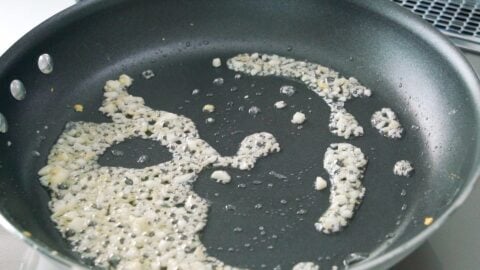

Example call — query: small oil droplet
[137,155,149,164]
[248,106,261,116]
[111,149,124,157]
[142,69,155,79]
[225,204,236,211]
[296,209,307,215]
[268,170,287,179]
[205,117,215,124]
[213,77,224,86]
[280,85,296,96]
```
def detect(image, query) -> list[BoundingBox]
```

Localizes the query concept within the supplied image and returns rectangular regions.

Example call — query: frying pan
[0,0,479,269]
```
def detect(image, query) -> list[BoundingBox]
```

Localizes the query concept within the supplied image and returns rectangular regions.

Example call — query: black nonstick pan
[0,0,479,269]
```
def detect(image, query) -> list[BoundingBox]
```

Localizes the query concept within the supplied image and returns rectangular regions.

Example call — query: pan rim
[349,0,480,268]
[0,0,479,269]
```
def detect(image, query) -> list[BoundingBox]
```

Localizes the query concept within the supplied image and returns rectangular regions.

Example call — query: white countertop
[0,1,479,269]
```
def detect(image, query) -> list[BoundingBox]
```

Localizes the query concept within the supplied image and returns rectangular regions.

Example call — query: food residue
[211,170,231,184]
[291,112,306,125]
[39,75,280,269]
[280,85,296,96]
[274,100,287,109]
[393,160,414,177]
[212,57,222,68]
[314,176,328,191]
[424,216,434,226]
[73,104,84,112]
[316,143,367,234]
[227,53,371,139]
[192,89,200,95]
[292,262,320,270]
[202,104,215,113]
[371,108,404,139]
[33,51,422,269]
[329,108,364,139]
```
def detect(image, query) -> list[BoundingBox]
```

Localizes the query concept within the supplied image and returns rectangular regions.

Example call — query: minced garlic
[39,75,280,269]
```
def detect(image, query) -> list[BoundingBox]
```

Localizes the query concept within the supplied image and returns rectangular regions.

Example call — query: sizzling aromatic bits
[227,53,372,139]
[38,75,280,269]
[274,100,287,109]
[212,58,222,68]
[73,104,84,112]
[393,160,414,177]
[211,170,231,184]
[316,143,367,234]
[371,108,404,139]
[280,85,296,96]
[35,51,418,268]
[291,112,306,125]
[202,104,215,113]
[424,216,434,226]
[314,176,328,191]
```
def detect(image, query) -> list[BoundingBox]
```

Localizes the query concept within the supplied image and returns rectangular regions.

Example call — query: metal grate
[392,0,480,51]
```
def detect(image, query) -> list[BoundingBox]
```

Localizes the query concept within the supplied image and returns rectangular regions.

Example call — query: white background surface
[0,0,75,54]
[1,1,480,270]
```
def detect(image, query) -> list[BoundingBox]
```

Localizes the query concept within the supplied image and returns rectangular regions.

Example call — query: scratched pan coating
[0,0,479,269]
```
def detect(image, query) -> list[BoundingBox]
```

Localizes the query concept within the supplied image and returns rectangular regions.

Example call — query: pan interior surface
[0,0,479,269]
